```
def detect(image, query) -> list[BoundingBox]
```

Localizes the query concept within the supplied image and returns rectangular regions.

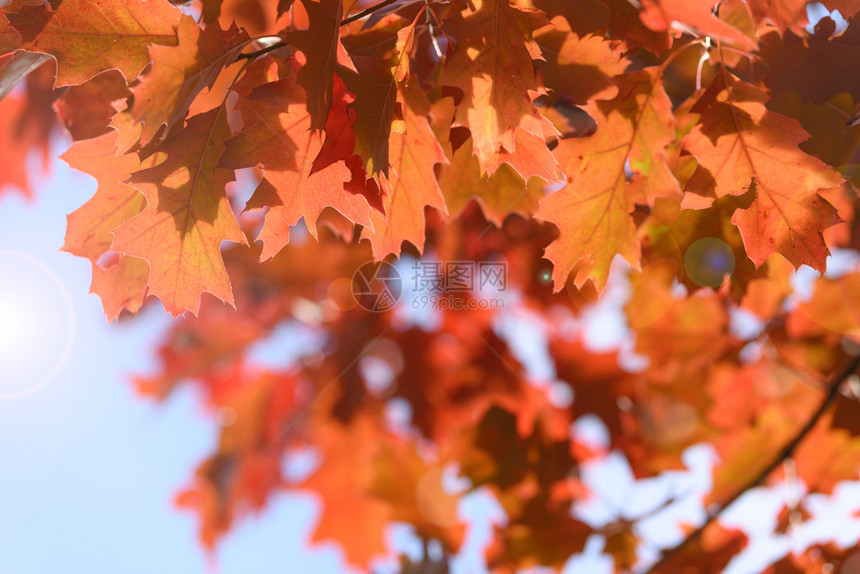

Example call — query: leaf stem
[641,352,860,574]
[341,0,401,26]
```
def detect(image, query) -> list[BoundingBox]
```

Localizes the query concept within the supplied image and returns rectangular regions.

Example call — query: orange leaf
[61,129,146,262]
[441,0,558,174]
[132,16,251,145]
[221,68,374,260]
[4,0,181,87]
[534,15,627,104]
[287,0,344,130]
[302,416,390,566]
[90,254,150,321]
[55,70,131,141]
[361,81,447,258]
[336,45,396,178]
[538,69,679,291]
[112,106,247,317]
[639,0,756,48]
[653,523,747,573]
[61,128,152,320]
[746,0,808,32]
[685,72,843,271]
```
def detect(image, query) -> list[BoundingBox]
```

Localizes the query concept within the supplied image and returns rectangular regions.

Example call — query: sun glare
[0,250,74,399]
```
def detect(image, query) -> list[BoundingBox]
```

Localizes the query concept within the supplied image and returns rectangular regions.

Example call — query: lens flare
[0,250,75,399]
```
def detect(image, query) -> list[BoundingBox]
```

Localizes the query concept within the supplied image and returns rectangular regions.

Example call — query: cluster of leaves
[4,0,860,571]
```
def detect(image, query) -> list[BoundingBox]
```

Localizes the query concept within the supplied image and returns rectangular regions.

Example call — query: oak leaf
[301,415,390,566]
[684,72,843,271]
[337,23,398,179]
[534,16,626,104]
[441,0,558,174]
[221,68,374,260]
[537,69,679,291]
[3,0,181,86]
[761,17,860,105]
[439,139,548,225]
[638,0,756,48]
[55,70,130,141]
[132,16,251,145]
[287,0,344,130]
[112,106,248,317]
[361,81,447,258]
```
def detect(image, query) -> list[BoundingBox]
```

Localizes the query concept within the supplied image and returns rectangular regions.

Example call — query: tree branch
[238,0,402,61]
[642,352,860,574]
[238,41,289,61]
[341,0,400,26]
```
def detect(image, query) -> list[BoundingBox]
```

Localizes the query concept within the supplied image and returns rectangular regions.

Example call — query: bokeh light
[684,237,735,288]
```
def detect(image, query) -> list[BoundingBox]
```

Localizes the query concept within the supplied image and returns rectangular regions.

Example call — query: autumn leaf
[88,255,149,321]
[337,28,398,178]
[788,272,860,341]
[534,16,626,104]
[684,71,843,271]
[132,16,251,145]
[764,544,860,574]
[61,130,147,263]
[633,287,732,380]
[0,10,20,55]
[10,1,860,571]
[301,415,390,566]
[604,0,671,54]
[55,70,131,141]
[761,17,860,105]
[60,125,152,320]
[638,0,756,48]
[221,64,374,260]
[367,441,465,552]
[538,68,679,291]
[532,0,609,36]
[439,138,548,225]
[111,106,247,317]
[441,0,558,174]
[287,0,344,130]
[361,81,447,258]
[208,0,288,36]
[653,523,748,573]
[745,0,808,32]
[822,0,860,18]
[794,414,860,494]
[3,0,181,87]
[710,407,796,505]
[767,91,860,188]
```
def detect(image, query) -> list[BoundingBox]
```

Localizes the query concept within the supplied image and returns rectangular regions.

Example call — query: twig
[341,0,401,26]
[641,352,860,574]
[238,41,289,60]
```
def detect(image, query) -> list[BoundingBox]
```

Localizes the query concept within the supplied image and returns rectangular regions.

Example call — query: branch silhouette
[642,351,860,573]
[238,0,407,61]
[238,41,289,60]
[341,0,401,26]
